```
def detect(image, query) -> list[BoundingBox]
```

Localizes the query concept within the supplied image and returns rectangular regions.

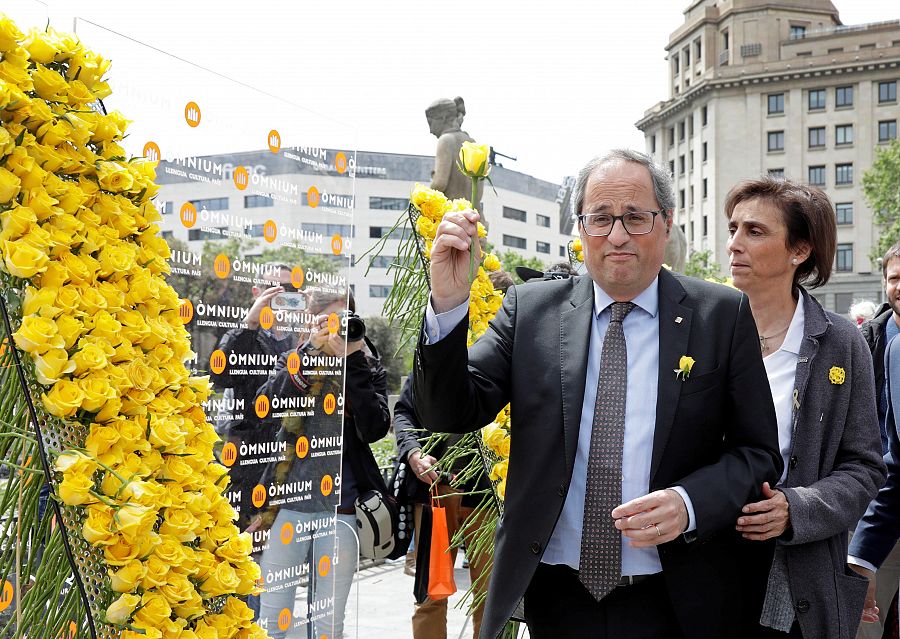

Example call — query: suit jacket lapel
[560,276,594,475]
[651,270,692,483]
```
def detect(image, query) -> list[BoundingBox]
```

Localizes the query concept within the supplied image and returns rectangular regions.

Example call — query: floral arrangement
[0,15,264,639]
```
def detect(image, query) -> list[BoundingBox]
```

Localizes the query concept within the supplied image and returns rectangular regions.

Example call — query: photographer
[255,290,391,639]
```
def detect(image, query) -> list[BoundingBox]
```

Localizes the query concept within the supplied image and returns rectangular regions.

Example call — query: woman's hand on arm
[736,481,791,540]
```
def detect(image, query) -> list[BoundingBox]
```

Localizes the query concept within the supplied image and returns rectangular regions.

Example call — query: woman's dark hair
[724,176,836,289]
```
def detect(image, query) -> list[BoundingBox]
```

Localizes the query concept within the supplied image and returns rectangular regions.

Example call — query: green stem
[468,177,479,284]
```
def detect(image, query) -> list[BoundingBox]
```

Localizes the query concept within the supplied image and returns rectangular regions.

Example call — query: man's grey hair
[573,149,675,216]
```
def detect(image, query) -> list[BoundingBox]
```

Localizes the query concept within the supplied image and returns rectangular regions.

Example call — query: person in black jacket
[852,242,900,639]
[208,265,299,531]
[254,290,391,639]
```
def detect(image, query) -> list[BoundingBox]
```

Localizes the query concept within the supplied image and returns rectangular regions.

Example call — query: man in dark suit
[413,149,782,639]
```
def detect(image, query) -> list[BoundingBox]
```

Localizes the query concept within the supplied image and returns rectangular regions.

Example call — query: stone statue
[664,223,687,272]
[426,96,484,217]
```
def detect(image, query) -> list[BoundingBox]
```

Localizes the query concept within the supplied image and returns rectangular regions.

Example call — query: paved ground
[280,552,530,638]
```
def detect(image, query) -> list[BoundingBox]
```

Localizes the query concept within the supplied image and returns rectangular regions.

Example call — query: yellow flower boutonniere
[675,355,695,381]
[828,366,845,385]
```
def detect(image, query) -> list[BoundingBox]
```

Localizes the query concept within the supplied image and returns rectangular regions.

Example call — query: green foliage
[496,250,546,284]
[683,249,724,281]
[362,316,414,395]
[864,139,900,262]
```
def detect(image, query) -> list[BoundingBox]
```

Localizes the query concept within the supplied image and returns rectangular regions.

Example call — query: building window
[369,196,408,210]
[695,38,702,60]
[723,30,729,51]
[678,121,685,141]
[688,115,694,136]
[767,131,785,152]
[559,246,566,257]
[879,120,898,142]
[690,186,695,206]
[702,142,707,162]
[679,189,686,208]
[790,25,807,40]
[689,151,694,171]
[769,168,785,179]
[161,230,174,240]
[835,203,853,225]
[669,160,675,176]
[536,214,551,228]
[244,194,273,208]
[808,165,826,186]
[701,106,708,126]
[836,85,854,108]
[702,178,708,199]
[668,127,675,146]
[159,201,174,215]
[650,134,657,153]
[835,163,853,185]
[503,234,527,249]
[536,241,550,254]
[302,223,354,237]
[808,127,826,148]
[190,197,228,211]
[703,216,708,237]
[188,228,226,241]
[836,243,853,272]
[502,206,527,222]
[673,55,680,75]
[368,255,397,268]
[835,124,853,146]
[367,226,410,241]
[679,155,685,175]
[880,81,898,104]
[369,285,393,298]
[808,89,826,110]
[768,93,784,115]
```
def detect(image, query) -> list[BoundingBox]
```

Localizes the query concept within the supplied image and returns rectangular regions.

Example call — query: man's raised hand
[430,209,481,313]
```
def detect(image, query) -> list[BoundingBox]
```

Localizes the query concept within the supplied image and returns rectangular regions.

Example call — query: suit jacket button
[557,484,565,496]
[795,599,810,614]
[531,541,541,554]
[790,456,798,469]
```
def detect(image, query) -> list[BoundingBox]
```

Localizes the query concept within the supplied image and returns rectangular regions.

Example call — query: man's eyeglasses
[577,210,665,237]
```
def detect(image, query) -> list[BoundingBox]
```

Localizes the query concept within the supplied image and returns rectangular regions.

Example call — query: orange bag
[427,497,457,600]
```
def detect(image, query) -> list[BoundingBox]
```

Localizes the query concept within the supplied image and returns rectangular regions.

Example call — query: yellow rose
[222,596,254,625]
[42,379,85,417]
[172,590,205,622]
[113,503,158,541]
[109,559,145,593]
[0,168,21,205]
[141,555,170,589]
[24,30,59,64]
[82,503,115,546]
[103,536,142,567]
[215,533,252,564]
[60,250,99,285]
[0,16,24,52]
[77,374,117,413]
[55,315,83,350]
[33,348,75,385]
[201,560,241,597]
[14,315,64,354]
[572,238,583,252]
[159,507,199,543]
[86,310,123,341]
[678,356,695,377]
[134,591,172,628]
[22,286,62,319]
[72,342,111,376]
[97,161,135,192]
[85,424,119,459]
[483,253,501,272]
[98,242,137,279]
[122,631,161,639]
[105,593,140,625]
[2,239,49,278]
[233,560,262,596]
[154,536,188,566]
[149,419,186,450]
[489,459,508,482]
[459,141,491,178]
[159,573,196,606]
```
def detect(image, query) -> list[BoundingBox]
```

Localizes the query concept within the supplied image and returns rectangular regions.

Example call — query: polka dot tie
[579,301,635,601]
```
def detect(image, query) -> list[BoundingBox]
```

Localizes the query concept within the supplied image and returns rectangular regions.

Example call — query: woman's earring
[791,258,798,264]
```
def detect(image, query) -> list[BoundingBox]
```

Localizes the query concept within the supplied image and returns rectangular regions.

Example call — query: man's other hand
[849,564,879,623]
[612,489,689,547]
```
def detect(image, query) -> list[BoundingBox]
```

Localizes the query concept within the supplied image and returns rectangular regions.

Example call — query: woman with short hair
[725,176,886,638]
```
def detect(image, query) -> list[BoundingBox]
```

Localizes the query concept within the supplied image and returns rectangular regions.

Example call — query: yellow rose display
[105,593,140,625]
[109,559,145,593]
[458,141,491,178]
[2,238,49,278]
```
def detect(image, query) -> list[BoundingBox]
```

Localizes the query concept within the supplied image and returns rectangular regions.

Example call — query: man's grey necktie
[579,301,635,601]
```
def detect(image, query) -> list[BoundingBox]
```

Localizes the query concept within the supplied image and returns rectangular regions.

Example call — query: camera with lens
[339,311,366,342]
